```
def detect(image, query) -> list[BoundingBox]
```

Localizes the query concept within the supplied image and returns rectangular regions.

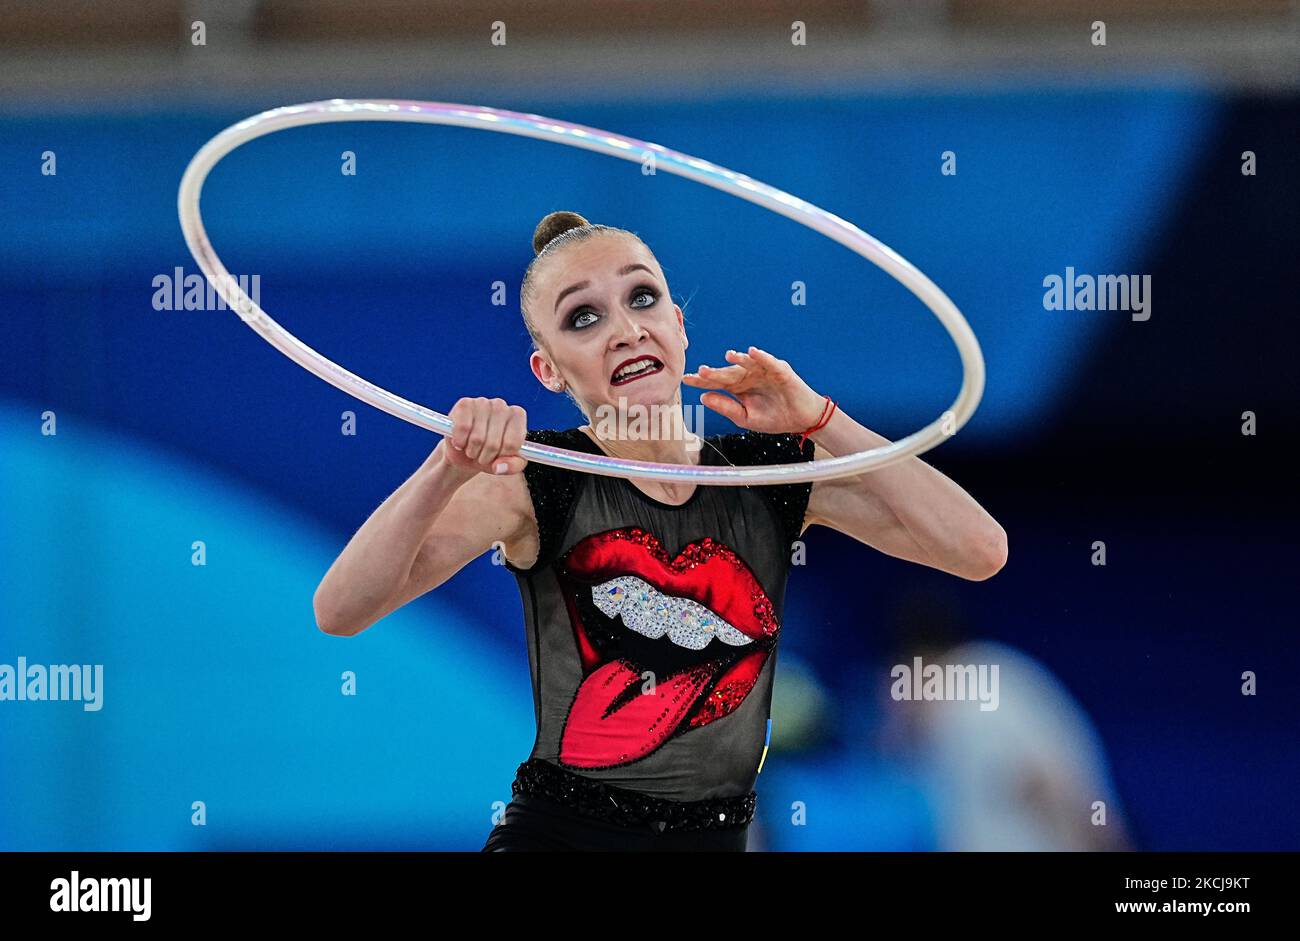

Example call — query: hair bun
[532,211,590,255]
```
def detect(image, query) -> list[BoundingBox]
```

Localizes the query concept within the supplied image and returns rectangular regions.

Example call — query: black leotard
[501,427,815,804]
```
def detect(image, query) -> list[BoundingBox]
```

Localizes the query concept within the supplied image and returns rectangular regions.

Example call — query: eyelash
[569,285,659,329]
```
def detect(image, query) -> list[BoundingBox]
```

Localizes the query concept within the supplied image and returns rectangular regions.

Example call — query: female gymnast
[312,211,1008,852]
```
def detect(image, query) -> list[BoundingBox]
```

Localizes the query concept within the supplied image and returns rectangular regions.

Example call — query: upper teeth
[591,575,752,650]
[614,359,657,380]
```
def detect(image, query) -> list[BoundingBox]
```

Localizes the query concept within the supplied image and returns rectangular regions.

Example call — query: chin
[615,384,677,412]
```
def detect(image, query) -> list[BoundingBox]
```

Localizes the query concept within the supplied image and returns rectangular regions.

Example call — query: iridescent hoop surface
[177,98,984,485]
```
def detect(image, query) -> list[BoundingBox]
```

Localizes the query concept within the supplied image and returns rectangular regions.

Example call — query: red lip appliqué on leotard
[555,528,779,769]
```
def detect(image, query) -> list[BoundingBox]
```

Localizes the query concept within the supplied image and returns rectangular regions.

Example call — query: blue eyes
[570,286,659,329]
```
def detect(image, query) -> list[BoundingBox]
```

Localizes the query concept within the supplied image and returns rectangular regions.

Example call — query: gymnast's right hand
[435,396,529,478]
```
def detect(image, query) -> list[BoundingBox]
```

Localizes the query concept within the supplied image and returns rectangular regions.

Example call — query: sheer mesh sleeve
[503,428,588,574]
[714,431,816,550]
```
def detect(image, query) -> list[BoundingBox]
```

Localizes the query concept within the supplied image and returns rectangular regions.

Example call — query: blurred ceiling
[1,0,1297,106]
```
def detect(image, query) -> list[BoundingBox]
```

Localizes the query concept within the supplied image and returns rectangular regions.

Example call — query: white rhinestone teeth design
[591,575,753,650]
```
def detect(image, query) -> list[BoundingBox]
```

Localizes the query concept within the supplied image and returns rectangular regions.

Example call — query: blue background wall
[1,88,1295,849]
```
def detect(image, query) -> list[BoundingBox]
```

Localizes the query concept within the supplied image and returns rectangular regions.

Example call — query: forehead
[539,234,659,295]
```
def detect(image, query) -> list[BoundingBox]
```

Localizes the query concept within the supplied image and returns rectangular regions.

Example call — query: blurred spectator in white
[881,590,1132,851]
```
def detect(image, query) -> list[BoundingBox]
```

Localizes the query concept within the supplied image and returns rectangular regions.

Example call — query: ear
[529,351,559,389]
[676,304,688,351]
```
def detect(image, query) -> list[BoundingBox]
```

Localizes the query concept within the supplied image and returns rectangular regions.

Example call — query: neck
[579,401,702,467]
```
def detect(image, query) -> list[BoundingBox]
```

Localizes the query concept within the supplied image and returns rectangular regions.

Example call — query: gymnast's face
[530,234,688,418]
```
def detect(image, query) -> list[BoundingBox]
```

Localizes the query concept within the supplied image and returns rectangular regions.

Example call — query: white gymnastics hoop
[178,98,985,485]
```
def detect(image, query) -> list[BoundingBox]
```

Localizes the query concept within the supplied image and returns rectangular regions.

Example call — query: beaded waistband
[511,758,756,833]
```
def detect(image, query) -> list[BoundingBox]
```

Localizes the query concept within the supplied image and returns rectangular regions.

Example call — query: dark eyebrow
[554,263,656,316]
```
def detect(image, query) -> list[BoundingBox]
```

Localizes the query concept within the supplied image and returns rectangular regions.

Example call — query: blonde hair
[519,210,646,351]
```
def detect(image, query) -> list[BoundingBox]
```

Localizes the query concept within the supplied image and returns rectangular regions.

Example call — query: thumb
[492,455,529,476]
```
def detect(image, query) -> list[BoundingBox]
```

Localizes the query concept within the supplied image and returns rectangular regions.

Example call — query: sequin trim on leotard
[512,757,756,832]
[706,431,816,550]
[504,428,588,574]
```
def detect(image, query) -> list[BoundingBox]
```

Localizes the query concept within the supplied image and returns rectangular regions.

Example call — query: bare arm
[682,345,1006,581]
[802,411,1008,581]
[313,398,533,636]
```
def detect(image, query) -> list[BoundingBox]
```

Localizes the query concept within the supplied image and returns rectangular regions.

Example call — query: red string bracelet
[797,395,837,447]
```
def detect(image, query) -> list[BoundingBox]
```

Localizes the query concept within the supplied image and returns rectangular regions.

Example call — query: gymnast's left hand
[682,346,827,434]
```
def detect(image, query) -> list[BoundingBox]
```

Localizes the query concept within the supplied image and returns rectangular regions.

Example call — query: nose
[606,307,648,348]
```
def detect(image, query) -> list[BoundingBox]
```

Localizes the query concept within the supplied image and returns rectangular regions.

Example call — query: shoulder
[709,430,815,466]
[454,427,584,519]
[524,427,588,447]
[502,427,592,574]
[712,431,817,550]
[519,427,597,476]
[514,426,590,499]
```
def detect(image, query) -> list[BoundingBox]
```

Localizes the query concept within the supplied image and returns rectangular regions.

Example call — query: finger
[683,362,746,388]
[706,360,749,376]
[497,406,528,468]
[449,400,472,450]
[493,454,528,475]
[464,398,491,460]
[477,400,510,467]
[501,405,528,454]
[747,346,786,369]
[700,390,748,425]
